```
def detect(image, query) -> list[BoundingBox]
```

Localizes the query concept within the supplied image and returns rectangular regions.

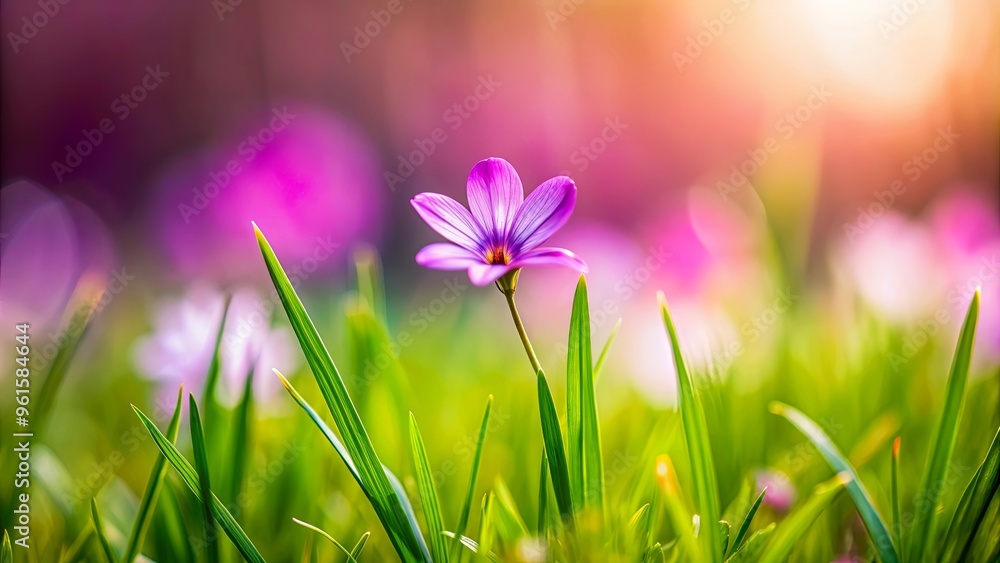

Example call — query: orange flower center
[485,246,512,265]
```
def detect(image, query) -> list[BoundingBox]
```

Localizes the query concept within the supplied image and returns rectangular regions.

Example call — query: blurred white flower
[131,285,300,406]
[837,213,945,322]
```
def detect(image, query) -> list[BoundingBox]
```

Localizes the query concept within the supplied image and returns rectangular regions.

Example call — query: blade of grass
[35,278,102,434]
[354,246,386,325]
[758,473,851,563]
[350,532,371,559]
[255,223,429,562]
[719,521,731,556]
[891,438,902,560]
[594,318,622,383]
[132,405,266,563]
[200,296,230,432]
[442,531,502,563]
[276,372,429,561]
[292,518,358,563]
[659,293,722,562]
[848,413,900,468]
[409,414,447,563]
[60,527,94,563]
[189,395,219,563]
[771,402,899,563]
[728,487,766,557]
[537,370,575,523]
[153,482,197,563]
[492,476,529,542]
[479,492,497,558]
[537,452,550,534]
[654,454,701,561]
[227,363,256,505]
[275,370,360,483]
[628,503,652,552]
[90,498,118,563]
[567,276,604,513]
[727,523,775,563]
[122,386,185,562]
[909,289,979,561]
[3,529,12,563]
[941,426,1000,562]
[450,396,494,560]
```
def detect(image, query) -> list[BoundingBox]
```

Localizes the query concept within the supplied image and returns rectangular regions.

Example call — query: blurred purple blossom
[148,105,383,283]
[0,179,116,332]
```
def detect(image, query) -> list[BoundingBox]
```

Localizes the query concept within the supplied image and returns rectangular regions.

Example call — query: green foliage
[771,402,899,563]
[567,276,605,514]
[660,293,722,562]
[121,386,185,562]
[255,223,430,562]
[133,406,266,563]
[909,289,980,561]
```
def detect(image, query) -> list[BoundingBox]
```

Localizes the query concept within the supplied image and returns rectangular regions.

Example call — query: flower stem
[503,290,542,375]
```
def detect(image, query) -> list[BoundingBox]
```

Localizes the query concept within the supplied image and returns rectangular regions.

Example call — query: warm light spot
[755,0,955,116]
[655,454,677,494]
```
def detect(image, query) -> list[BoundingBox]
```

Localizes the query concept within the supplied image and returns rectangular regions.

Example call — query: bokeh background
[1,0,998,560]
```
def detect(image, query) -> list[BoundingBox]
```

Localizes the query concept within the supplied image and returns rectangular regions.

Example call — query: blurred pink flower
[755,468,797,512]
[131,285,301,405]
[837,213,945,322]
[929,191,1000,364]
[149,105,384,283]
[515,222,645,340]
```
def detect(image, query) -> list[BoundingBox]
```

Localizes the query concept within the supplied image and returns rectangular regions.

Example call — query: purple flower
[411,157,587,286]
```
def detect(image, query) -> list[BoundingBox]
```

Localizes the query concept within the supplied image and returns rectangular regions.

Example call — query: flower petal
[509,176,576,252]
[415,243,484,270]
[466,158,524,243]
[510,247,588,273]
[468,264,514,286]
[411,193,486,252]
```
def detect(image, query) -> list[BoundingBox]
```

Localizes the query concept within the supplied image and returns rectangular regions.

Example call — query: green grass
[660,293,722,562]
[9,227,997,562]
